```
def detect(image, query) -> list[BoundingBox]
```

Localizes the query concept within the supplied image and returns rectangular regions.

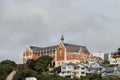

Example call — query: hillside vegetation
[0,56,120,80]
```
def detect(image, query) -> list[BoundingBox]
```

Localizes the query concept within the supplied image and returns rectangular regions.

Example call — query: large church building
[22,36,95,67]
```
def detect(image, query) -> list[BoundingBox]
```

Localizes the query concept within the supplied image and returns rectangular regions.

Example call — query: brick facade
[22,36,95,67]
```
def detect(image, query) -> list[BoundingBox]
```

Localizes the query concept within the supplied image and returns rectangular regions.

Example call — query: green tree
[0,59,16,80]
[34,62,47,74]
[34,56,53,74]
[103,60,110,65]
[13,68,40,80]
[0,64,13,80]
[16,64,26,71]
[80,76,89,80]
[36,56,53,66]
[39,75,71,80]
[0,59,16,67]
[89,74,101,80]
[26,56,53,74]
[52,66,61,73]
[26,59,36,70]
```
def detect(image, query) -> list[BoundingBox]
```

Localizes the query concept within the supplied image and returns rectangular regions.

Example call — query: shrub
[13,68,40,80]
[0,64,13,80]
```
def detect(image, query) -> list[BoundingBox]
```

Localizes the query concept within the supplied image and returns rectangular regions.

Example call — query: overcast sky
[0,0,120,63]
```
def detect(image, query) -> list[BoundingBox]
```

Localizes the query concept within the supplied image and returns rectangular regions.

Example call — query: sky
[0,0,120,63]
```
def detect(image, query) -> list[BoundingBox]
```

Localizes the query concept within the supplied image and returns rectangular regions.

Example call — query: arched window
[59,48,62,56]
[26,51,29,56]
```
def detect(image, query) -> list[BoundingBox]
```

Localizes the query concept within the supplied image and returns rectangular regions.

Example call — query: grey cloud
[0,0,120,63]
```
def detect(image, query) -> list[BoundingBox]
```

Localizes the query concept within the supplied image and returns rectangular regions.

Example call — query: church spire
[61,35,64,43]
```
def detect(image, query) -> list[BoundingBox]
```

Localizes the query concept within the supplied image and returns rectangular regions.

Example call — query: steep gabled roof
[64,43,90,54]
[42,45,58,50]
[29,43,90,54]
[30,46,41,51]
[30,45,58,51]
[65,63,78,68]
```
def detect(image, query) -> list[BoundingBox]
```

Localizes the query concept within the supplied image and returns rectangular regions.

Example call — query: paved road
[6,70,17,80]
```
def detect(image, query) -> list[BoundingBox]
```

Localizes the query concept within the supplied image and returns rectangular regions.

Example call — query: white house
[75,63,87,77]
[87,62,106,76]
[109,54,120,65]
[105,66,120,77]
[59,61,107,78]
[60,63,75,77]
[59,63,87,78]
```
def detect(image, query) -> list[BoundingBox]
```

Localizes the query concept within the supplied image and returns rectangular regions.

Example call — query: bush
[102,60,110,65]
[103,76,120,80]
[52,66,61,73]
[16,64,26,70]
[26,56,53,74]
[0,64,13,80]
[0,59,16,67]
[39,75,71,80]
[89,74,101,80]
[13,68,40,80]
[80,76,89,80]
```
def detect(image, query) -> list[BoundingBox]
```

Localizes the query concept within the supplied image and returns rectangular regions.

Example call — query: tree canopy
[0,59,16,67]
[0,60,16,80]
[26,56,53,74]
